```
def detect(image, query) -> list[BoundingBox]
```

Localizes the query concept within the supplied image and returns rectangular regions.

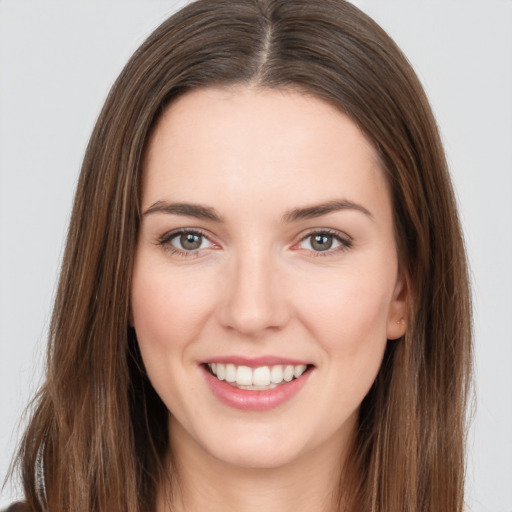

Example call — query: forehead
[141,86,391,221]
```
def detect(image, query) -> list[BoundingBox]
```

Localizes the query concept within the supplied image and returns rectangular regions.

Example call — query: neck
[156,419,356,512]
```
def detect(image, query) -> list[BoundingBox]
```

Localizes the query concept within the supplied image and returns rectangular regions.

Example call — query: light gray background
[1,1,511,510]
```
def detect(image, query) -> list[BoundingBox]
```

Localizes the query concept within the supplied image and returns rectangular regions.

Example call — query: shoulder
[1,503,32,512]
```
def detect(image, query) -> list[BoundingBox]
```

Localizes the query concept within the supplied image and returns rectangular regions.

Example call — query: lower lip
[202,366,312,411]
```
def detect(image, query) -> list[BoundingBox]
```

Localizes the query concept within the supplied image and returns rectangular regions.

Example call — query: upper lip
[201,355,312,368]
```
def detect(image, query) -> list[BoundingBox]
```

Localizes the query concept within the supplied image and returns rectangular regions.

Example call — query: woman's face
[131,87,407,470]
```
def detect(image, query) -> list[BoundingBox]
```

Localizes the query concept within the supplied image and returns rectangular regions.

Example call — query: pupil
[180,233,202,250]
[312,234,332,251]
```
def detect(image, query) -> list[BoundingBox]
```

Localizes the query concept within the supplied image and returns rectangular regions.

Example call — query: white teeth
[225,364,236,383]
[294,364,307,378]
[270,365,284,384]
[236,365,253,386]
[253,366,271,386]
[283,365,294,382]
[237,384,278,390]
[216,363,225,381]
[208,362,309,388]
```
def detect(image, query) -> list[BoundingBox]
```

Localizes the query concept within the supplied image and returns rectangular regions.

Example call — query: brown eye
[177,232,203,250]
[296,230,350,255]
[310,234,333,251]
[158,229,216,256]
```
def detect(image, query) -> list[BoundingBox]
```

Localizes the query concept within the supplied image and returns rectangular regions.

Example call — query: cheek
[130,261,218,414]
[300,269,394,346]
[131,262,214,348]
[293,261,396,409]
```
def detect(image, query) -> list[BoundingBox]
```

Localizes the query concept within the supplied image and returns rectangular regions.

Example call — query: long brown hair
[12,1,472,510]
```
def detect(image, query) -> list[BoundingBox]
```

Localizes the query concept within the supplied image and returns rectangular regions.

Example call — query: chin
[188,420,309,470]
[209,439,302,470]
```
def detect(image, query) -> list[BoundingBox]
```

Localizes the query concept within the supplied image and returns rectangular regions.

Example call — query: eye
[158,229,216,256]
[173,232,208,251]
[296,230,352,254]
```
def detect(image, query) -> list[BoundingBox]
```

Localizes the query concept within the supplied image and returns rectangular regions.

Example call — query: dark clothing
[2,503,31,512]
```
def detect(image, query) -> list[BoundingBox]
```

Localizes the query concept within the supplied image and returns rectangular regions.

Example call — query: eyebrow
[143,200,224,222]
[282,199,373,223]
[142,198,373,223]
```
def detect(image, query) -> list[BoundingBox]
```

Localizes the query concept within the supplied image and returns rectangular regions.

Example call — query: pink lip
[202,365,312,411]
[202,355,310,368]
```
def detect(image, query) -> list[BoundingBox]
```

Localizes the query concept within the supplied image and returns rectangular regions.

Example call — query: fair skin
[131,86,407,512]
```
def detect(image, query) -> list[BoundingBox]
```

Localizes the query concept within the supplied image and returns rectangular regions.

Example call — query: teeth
[236,366,253,386]
[270,365,283,384]
[253,366,270,386]
[216,363,225,381]
[207,362,309,388]
[283,365,294,382]
[294,364,307,378]
[225,364,236,383]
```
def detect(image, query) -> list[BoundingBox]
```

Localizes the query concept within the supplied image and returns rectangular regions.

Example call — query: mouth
[205,362,311,390]
[201,360,314,411]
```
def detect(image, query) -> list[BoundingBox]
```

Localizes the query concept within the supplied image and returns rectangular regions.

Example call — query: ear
[386,270,409,340]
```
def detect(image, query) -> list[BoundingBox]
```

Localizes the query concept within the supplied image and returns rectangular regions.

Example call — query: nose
[217,249,291,337]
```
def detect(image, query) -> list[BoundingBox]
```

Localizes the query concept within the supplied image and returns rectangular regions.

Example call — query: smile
[207,362,309,389]
[202,360,313,411]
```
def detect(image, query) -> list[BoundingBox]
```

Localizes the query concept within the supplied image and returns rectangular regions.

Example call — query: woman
[6,0,472,511]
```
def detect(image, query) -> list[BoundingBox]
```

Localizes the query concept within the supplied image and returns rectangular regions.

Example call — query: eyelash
[157,228,352,258]
[297,229,353,257]
[157,228,214,258]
